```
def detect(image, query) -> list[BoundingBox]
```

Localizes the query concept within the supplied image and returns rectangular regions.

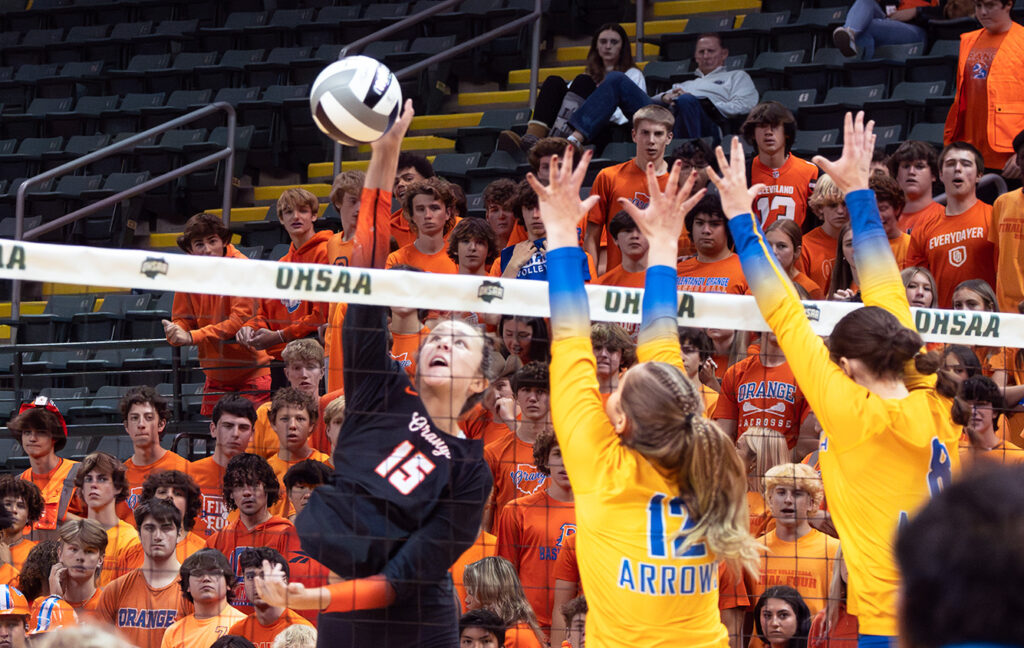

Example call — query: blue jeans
[843,0,926,59]
[566,71,717,141]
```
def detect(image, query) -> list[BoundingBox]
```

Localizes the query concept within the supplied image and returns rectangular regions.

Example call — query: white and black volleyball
[310,56,403,146]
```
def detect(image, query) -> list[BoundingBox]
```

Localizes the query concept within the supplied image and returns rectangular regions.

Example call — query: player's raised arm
[351,99,414,269]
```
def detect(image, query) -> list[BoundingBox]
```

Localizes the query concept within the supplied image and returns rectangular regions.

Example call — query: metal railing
[9,101,237,328]
[333,0,544,177]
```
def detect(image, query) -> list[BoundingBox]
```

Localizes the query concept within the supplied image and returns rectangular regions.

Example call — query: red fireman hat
[14,396,69,451]
[0,584,30,618]
[27,595,77,635]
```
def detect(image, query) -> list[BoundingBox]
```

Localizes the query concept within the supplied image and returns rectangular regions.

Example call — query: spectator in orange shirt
[958,375,1024,465]
[484,179,528,251]
[584,105,675,274]
[596,211,649,287]
[753,464,839,616]
[677,194,749,294]
[164,213,271,416]
[485,362,551,519]
[390,153,435,250]
[870,171,912,268]
[0,477,42,573]
[463,557,545,648]
[73,453,139,586]
[743,102,820,228]
[228,548,312,648]
[901,266,939,309]
[206,455,307,616]
[591,323,636,397]
[189,396,257,538]
[765,219,825,300]
[386,177,458,273]
[160,549,245,648]
[886,140,944,233]
[807,548,858,648]
[320,397,345,461]
[51,519,107,613]
[906,142,996,307]
[0,584,29,648]
[14,541,58,600]
[446,218,502,331]
[561,596,587,648]
[118,387,189,522]
[249,340,327,459]
[281,461,330,523]
[495,429,576,632]
[117,470,207,572]
[798,175,847,292]
[991,129,1024,313]
[266,389,330,518]
[8,398,83,539]
[95,499,189,648]
[238,188,330,367]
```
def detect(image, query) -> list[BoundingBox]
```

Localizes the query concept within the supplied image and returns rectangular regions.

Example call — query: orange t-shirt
[505,623,544,648]
[101,520,141,586]
[751,154,819,228]
[451,530,498,613]
[0,564,16,587]
[719,562,750,610]
[496,490,576,628]
[459,403,514,448]
[990,188,1024,312]
[906,200,995,307]
[752,529,840,616]
[249,390,338,460]
[385,242,457,273]
[676,254,749,294]
[22,458,84,531]
[324,232,357,394]
[713,354,810,448]
[10,540,36,573]
[898,200,944,234]
[889,232,911,269]
[266,450,330,519]
[389,209,416,249]
[792,271,825,300]
[595,265,644,287]
[484,433,548,520]
[118,451,190,524]
[390,325,430,381]
[160,605,247,648]
[960,30,1012,170]
[798,227,840,291]
[587,160,676,272]
[186,457,229,538]
[96,568,192,648]
[228,609,313,648]
[116,532,208,574]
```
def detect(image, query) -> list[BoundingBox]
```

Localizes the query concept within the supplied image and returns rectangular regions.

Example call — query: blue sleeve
[638,264,679,344]
[547,246,591,340]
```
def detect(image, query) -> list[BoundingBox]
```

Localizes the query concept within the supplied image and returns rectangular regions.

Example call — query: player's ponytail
[620,363,760,578]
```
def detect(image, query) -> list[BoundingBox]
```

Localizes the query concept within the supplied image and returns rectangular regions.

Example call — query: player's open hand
[707,137,765,220]
[256,559,314,609]
[526,145,599,251]
[372,98,414,153]
[617,160,705,250]
[812,112,876,194]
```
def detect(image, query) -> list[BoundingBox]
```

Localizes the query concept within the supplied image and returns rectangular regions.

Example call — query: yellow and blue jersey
[728,189,961,637]
[548,248,726,647]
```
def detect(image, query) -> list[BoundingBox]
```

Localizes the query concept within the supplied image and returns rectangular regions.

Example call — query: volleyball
[309,55,403,146]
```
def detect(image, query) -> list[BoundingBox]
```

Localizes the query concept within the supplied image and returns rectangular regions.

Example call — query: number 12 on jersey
[756,195,797,226]
[646,493,707,559]
[375,441,436,495]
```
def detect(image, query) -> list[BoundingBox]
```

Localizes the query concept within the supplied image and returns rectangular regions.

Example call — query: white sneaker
[833,26,858,57]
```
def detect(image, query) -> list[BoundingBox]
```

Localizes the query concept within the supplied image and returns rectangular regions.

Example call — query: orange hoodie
[173,244,271,384]
[247,230,332,359]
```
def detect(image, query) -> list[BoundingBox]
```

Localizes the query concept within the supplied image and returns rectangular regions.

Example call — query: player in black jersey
[256,100,495,648]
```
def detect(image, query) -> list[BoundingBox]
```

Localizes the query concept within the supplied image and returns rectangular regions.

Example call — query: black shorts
[316,578,459,648]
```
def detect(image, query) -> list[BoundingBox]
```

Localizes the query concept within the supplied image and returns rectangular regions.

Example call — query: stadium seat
[0,63,59,113]
[600,142,636,164]
[0,136,62,182]
[242,8,315,49]
[907,122,945,149]
[267,242,291,261]
[655,16,735,60]
[236,84,309,170]
[643,59,691,95]
[30,173,104,223]
[904,40,960,87]
[236,245,263,259]
[840,42,925,91]
[432,152,483,190]
[1,97,73,139]
[466,150,520,193]
[862,80,947,133]
[36,59,106,99]
[133,19,201,57]
[297,5,362,48]
[761,88,818,115]
[747,50,807,92]
[768,7,848,55]
[95,434,134,461]
[240,204,290,251]
[198,11,268,52]
[106,53,172,95]
[2,27,64,67]
[456,108,531,154]
[466,192,486,219]
[85,20,154,67]
[67,385,130,423]
[139,88,212,129]
[783,48,849,91]
[245,47,312,88]
[47,25,110,64]
[74,171,152,246]
[798,84,886,131]
[791,128,840,159]
[48,97,118,138]
[345,3,412,42]
[57,433,92,460]
[71,293,154,342]
[16,295,97,345]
